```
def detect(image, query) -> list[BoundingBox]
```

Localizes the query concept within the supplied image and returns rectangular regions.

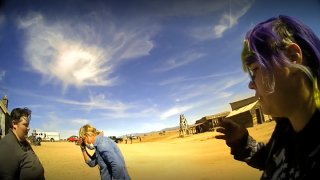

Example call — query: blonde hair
[79,124,102,138]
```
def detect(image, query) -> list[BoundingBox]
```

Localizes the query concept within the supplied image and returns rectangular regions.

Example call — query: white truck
[31,130,60,142]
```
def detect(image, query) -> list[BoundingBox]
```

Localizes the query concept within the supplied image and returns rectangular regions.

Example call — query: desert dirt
[33,121,276,180]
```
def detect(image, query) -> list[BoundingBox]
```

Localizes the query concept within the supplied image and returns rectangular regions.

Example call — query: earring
[313,77,320,109]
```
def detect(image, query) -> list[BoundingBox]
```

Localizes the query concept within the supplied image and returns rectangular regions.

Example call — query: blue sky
[0,0,319,139]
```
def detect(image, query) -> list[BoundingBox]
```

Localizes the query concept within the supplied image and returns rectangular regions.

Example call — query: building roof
[0,100,9,114]
[189,123,204,127]
[229,96,258,110]
[203,111,230,120]
[226,100,258,118]
[195,111,230,124]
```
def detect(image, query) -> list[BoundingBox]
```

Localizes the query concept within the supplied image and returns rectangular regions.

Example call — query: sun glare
[54,45,105,86]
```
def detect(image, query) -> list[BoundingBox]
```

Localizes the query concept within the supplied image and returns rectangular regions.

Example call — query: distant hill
[119,125,180,138]
[160,126,179,131]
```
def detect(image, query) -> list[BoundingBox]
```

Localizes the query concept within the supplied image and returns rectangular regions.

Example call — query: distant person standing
[129,135,133,144]
[0,107,45,180]
[78,124,131,180]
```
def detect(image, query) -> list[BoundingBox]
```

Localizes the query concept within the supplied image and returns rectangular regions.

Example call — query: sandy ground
[33,121,276,180]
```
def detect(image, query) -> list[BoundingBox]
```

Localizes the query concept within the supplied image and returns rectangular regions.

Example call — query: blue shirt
[86,135,131,180]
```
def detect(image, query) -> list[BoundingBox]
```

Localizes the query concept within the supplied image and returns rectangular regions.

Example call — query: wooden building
[187,96,272,135]
[225,96,271,128]
[0,95,10,138]
[191,111,230,134]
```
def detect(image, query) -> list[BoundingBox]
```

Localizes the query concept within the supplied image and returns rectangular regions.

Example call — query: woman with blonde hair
[78,124,131,180]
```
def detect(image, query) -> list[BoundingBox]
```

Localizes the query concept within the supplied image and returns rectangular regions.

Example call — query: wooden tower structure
[179,114,190,137]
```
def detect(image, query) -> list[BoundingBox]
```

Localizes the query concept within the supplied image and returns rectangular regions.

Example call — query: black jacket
[0,130,45,180]
[231,110,320,179]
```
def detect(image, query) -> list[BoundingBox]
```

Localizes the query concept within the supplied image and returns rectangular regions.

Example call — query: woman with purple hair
[215,15,320,179]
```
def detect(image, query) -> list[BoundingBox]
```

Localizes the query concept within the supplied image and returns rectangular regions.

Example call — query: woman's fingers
[215,127,227,140]
[215,134,226,140]
[216,127,226,134]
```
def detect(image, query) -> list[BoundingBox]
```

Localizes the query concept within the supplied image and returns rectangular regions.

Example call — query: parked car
[108,136,123,143]
[67,135,79,143]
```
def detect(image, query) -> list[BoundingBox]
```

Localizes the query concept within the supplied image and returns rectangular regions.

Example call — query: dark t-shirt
[231,110,320,179]
[0,130,45,180]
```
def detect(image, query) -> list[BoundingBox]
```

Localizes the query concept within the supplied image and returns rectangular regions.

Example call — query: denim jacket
[86,135,131,180]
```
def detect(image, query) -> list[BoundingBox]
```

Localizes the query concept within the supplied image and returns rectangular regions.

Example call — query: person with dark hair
[0,107,45,180]
[215,15,320,179]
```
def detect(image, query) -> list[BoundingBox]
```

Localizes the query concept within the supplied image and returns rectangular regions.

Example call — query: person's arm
[242,120,287,170]
[80,146,91,161]
[229,133,269,170]
[215,119,270,170]
[99,143,127,180]
[79,138,97,167]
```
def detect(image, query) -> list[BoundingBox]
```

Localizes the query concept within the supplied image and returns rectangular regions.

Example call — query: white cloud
[10,88,134,113]
[140,122,168,133]
[155,51,205,72]
[59,130,79,139]
[71,118,91,125]
[16,11,157,90]
[131,73,248,123]
[30,112,90,138]
[100,128,124,137]
[168,73,247,102]
[116,31,155,60]
[0,69,5,81]
[213,0,253,38]
[158,96,229,121]
[145,0,226,17]
[54,93,133,112]
[98,105,159,120]
[32,112,62,132]
[160,105,193,120]
[159,70,241,86]
[189,0,254,40]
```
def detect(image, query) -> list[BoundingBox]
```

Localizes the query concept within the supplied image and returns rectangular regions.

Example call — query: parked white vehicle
[31,130,60,142]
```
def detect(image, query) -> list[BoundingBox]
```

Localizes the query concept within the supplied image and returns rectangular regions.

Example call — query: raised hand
[78,137,86,151]
[215,119,248,147]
